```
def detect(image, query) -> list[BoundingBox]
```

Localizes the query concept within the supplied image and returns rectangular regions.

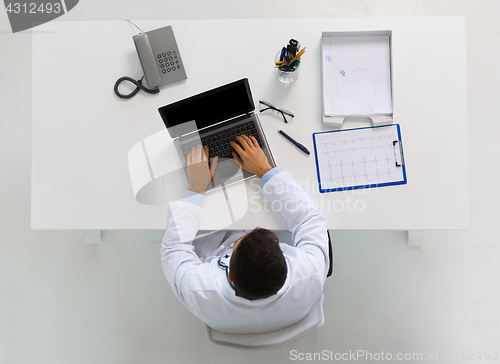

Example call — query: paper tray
[321,30,394,128]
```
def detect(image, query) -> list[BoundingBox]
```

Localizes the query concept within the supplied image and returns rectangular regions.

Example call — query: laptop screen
[158,78,255,138]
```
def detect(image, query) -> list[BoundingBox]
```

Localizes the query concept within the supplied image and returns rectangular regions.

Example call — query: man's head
[229,228,287,300]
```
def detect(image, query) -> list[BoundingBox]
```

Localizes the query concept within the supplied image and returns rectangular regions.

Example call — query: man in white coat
[160,135,330,334]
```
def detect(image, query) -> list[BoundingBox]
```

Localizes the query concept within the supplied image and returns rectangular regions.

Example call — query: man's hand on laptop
[230,135,273,178]
[187,145,218,195]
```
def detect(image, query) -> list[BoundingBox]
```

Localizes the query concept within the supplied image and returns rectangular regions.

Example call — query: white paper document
[337,67,374,114]
[322,34,393,117]
[313,125,406,192]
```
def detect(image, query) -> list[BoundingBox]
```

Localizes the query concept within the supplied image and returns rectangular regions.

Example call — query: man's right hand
[230,135,273,178]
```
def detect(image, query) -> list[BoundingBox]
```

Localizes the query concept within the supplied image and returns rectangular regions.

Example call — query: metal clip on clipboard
[393,140,404,167]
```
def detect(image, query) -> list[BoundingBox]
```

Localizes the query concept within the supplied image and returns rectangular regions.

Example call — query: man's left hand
[187,145,218,195]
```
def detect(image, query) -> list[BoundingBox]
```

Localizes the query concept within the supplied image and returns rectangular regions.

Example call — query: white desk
[31,18,469,238]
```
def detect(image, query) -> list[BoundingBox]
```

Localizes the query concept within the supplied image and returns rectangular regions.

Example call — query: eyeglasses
[259,100,294,124]
[217,244,252,300]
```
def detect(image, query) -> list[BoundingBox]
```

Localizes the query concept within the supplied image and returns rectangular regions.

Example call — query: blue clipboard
[313,124,407,193]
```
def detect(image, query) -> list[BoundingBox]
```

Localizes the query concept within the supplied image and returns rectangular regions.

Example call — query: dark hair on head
[229,227,287,300]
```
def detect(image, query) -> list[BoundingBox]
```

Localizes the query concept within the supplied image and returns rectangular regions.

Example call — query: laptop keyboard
[180,120,263,159]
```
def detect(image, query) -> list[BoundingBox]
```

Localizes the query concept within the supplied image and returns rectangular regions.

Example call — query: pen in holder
[275,39,305,84]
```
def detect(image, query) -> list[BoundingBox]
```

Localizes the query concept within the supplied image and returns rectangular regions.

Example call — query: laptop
[158,78,276,192]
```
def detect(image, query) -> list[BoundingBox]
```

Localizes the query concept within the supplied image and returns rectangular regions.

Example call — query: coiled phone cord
[113,76,159,99]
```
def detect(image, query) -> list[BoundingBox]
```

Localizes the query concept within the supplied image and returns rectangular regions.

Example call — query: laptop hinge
[179,112,254,140]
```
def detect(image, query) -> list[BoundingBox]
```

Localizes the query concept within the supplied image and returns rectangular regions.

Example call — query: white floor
[1,1,500,363]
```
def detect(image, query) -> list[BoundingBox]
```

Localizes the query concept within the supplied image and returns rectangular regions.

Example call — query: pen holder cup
[275,52,300,83]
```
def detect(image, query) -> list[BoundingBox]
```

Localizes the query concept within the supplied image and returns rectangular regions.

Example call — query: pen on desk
[278,129,310,155]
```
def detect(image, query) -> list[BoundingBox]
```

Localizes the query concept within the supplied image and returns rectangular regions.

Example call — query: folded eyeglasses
[259,100,294,124]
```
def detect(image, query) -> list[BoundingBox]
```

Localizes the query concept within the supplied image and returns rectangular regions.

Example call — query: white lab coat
[160,171,330,334]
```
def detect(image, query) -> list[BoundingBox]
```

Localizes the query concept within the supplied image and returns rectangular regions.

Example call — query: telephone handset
[133,33,162,87]
[114,24,187,99]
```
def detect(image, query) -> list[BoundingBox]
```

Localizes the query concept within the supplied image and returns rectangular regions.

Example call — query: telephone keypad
[157,51,182,74]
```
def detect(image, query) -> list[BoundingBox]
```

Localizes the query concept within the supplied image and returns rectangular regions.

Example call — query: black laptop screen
[158,78,255,138]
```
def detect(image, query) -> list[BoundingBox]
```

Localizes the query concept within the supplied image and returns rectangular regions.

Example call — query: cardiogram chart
[313,124,406,192]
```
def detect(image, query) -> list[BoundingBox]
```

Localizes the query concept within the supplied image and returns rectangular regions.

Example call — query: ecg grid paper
[313,125,405,192]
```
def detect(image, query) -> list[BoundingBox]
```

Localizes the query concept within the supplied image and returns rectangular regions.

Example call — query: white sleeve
[160,199,203,311]
[262,171,330,281]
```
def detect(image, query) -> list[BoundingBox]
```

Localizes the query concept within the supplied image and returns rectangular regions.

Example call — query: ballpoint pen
[278,129,310,155]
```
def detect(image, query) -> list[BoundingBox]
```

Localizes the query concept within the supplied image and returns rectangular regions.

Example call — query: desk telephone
[114,24,187,99]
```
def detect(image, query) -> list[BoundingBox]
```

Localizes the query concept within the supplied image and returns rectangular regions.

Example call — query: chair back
[206,294,324,350]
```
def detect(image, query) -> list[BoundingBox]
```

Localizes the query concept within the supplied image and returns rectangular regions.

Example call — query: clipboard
[313,124,406,193]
